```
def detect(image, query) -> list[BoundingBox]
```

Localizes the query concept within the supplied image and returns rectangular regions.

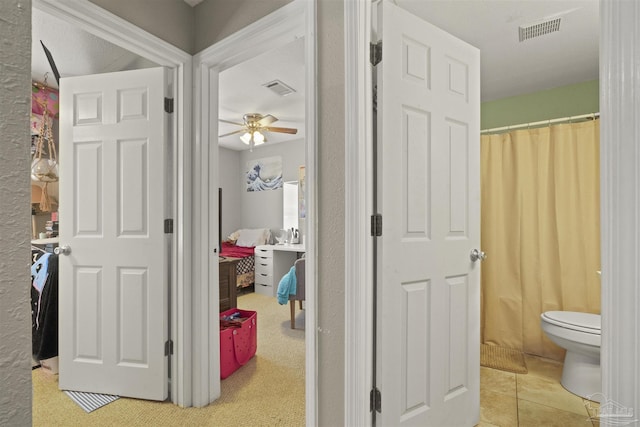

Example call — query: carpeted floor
[32,292,305,426]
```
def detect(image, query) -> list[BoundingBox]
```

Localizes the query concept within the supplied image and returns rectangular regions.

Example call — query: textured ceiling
[398,0,599,102]
[32,1,599,150]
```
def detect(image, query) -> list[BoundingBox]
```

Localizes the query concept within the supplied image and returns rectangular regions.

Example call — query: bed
[220,242,256,288]
[220,228,271,289]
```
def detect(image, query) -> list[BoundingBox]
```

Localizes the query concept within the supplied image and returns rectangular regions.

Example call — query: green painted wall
[481,80,599,130]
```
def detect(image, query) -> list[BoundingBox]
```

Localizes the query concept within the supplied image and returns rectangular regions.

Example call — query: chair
[289,257,305,329]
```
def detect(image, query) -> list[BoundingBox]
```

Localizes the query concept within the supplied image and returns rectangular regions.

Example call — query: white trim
[191,1,317,418]
[344,0,374,425]
[33,0,193,407]
[600,0,640,415]
[304,2,318,425]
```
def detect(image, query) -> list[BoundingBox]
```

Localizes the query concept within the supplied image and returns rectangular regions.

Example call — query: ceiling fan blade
[218,129,245,138]
[219,119,244,126]
[257,114,278,126]
[264,126,298,135]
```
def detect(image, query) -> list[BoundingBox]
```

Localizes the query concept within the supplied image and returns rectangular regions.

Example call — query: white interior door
[375,1,481,425]
[58,67,170,400]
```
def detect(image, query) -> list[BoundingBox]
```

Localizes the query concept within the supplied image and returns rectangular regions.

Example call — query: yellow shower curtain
[480,119,601,361]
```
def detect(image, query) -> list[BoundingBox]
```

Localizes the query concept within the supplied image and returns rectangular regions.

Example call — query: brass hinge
[371,214,382,237]
[164,97,174,114]
[164,219,174,234]
[164,340,173,356]
[370,41,382,66]
[370,387,381,413]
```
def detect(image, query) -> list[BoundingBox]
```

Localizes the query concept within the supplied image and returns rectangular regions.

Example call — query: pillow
[226,230,241,242]
[235,228,269,247]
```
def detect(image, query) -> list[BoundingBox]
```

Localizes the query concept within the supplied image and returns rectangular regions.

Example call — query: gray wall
[218,147,242,240]
[0,0,33,425]
[88,0,195,53]
[193,0,293,53]
[219,140,304,239]
[239,139,305,230]
[316,0,346,424]
[1,1,346,424]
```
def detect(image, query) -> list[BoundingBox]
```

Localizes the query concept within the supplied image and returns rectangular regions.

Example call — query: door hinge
[370,41,382,66]
[370,387,382,413]
[164,97,174,114]
[371,214,382,237]
[164,340,173,356]
[164,218,173,234]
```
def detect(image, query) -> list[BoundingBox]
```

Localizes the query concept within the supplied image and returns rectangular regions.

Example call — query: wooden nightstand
[219,258,239,312]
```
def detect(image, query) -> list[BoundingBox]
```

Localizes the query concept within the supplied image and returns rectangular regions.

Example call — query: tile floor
[479,354,600,427]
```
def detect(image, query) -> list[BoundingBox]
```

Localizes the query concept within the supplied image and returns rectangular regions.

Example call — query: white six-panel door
[58,67,170,400]
[375,2,481,425]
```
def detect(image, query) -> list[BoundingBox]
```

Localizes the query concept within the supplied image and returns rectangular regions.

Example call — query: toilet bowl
[540,311,601,402]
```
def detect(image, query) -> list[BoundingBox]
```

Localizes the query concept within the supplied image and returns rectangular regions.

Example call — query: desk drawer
[255,259,272,275]
[254,248,272,258]
[254,271,273,286]
[254,282,274,296]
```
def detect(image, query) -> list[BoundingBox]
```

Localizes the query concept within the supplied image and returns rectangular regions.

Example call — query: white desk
[254,244,305,296]
[263,243,305,253]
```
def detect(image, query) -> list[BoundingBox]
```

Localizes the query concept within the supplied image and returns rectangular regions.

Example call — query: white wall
[238,138,305,229]
[0,0,33,425]
[218,147,242,239]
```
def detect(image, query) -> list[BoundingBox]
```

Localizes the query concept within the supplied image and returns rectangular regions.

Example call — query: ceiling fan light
[240,132,251,144]
[253,131,265,144]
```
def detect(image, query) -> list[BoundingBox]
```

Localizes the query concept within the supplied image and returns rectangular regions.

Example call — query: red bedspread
[220,241,255,258]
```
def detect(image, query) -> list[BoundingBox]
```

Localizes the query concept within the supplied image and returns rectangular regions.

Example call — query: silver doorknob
[470,249,486,262]
[54,245,71,256]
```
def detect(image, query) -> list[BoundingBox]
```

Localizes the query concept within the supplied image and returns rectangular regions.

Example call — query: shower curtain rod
[481,112,600,134]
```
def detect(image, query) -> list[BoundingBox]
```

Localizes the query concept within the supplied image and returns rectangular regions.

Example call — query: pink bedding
[220,241,255,258]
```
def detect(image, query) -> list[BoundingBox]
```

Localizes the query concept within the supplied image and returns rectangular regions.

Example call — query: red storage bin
[220,308,257,379]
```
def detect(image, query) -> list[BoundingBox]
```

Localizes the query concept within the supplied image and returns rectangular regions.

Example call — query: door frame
[344,0,639,424]
[191,0,317,422]
[32,0,193,406]
[344,0,374,425]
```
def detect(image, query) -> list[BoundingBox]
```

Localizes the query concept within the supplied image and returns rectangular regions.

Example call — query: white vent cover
[263,79,296,96]
[519,17,562,42]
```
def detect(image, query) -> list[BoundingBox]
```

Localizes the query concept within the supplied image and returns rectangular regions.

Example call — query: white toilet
[540,311,601,402]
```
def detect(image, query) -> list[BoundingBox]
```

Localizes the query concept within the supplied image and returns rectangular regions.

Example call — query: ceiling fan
[218,113,298,151]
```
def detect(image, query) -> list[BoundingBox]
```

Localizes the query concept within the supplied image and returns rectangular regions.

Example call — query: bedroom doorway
[192,1,317,420]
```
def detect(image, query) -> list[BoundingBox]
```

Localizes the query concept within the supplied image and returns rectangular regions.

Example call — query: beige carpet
[32,292,305,426]
[480,343,528,374]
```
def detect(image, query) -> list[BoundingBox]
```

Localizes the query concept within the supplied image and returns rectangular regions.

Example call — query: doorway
[31,0,191,405]
[191,2,317,420]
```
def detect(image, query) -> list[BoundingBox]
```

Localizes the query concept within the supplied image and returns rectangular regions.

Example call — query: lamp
[240,130,266,151]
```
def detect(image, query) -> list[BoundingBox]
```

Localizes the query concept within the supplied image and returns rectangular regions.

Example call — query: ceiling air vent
[519,17,562,42]
[263,79,296,97]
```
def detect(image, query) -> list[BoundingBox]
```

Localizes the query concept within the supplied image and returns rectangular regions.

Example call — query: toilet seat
[541,311,601,335]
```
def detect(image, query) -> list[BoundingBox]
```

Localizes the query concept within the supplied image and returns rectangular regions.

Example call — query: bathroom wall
[481,79,599,130]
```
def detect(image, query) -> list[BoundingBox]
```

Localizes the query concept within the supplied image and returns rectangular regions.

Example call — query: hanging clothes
[31,251,59,361]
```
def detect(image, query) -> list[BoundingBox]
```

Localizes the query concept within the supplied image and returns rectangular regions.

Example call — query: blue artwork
[246,156,283,192]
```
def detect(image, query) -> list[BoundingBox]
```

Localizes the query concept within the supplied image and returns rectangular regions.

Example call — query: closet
[30,78,60,374]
